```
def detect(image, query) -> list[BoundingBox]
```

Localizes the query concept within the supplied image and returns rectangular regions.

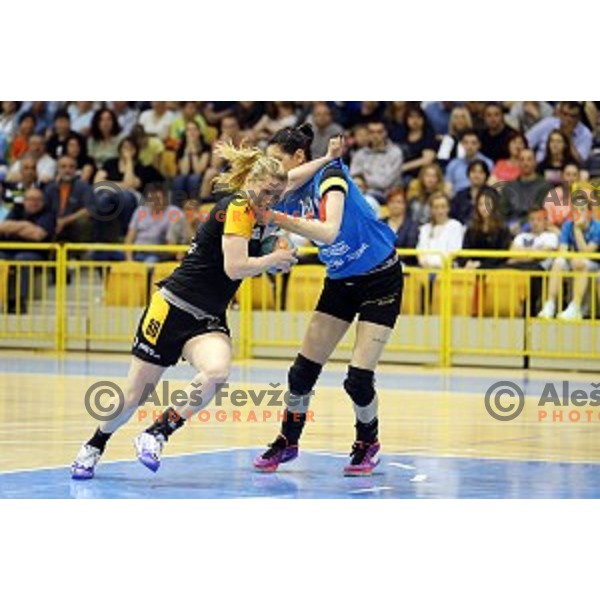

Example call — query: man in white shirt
[138,101,174,141]
[6,135,57,184]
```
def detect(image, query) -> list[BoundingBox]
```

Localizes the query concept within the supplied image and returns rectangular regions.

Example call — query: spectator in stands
[131,125,164,174]
[3,156,41,206]
[353,174,382,217]
[167,198,202,259]
[46,110,83,160]
[0,101,19,141]
[0,187,56,313]
[386,101,408,143]
[490,131,527,184]
[9,112,37,163]
[543,163,582,235]
[0,184,8,221]
[168,101,209,150]
[445,130,493,194]
[234,101,265,132]
[424,101,457,137]
[507,101,553,132]
[437,107,472,166]
[138,101,174,141]
[526,102,593,164]
[464,101,486,130]
[202,102,236,126]
[459,189,511,269]
[507,207,559,315]
[380,187,419,263]
[407,163,448,225]
[538,198,600,321]
[346,101,386,128]
[64,134,96,183]
[19,101,53,135]
[500,149,552,234]
[398,105,438,182]
[344,123,370,164]
[308,102,344,158]
[479,102,515,163]
[124,184,183,263]
[417,191,464,269]
[6,136,56,185]
[45,156,92,243]
[537,129,577,184]
[110,101,138,136]
[253,102,297,142]
[68,101,95,136]
[349,120,403,199]
[173,121,210,202]
[451,160,494,225]
[87,108,122,166]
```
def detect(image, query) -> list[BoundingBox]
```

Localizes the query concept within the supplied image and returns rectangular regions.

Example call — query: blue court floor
[2,448,600,499]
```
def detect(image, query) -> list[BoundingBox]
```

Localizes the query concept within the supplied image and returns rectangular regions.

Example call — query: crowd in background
[0,101,599,319]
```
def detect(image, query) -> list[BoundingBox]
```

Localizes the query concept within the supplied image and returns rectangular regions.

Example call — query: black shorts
[131,292,230,367]
[315,257,403,328]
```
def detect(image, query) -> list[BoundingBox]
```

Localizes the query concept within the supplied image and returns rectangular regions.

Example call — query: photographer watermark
[485,380,600,422]
[83,380,314,424]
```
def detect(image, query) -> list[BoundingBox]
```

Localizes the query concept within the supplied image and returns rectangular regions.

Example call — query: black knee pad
[288,354,323,396]
[343,366,375,406]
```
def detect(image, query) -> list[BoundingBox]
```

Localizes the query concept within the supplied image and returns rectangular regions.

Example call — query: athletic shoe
[253,435,298,472]
[538,300,556,320]
[71,444,102,480]
[134,432,165,473]
[558,301,582,321]
[343,441,381,476]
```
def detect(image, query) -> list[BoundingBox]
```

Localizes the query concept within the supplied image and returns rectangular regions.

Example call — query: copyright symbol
[84,381,125,422]
[484,381,525,421]
[87,181,126,222]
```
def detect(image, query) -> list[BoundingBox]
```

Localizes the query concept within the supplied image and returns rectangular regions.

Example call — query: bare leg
[570,259,590,307]
[299,311,352,364]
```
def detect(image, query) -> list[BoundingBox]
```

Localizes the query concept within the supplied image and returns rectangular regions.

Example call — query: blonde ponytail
[214,142,286,192]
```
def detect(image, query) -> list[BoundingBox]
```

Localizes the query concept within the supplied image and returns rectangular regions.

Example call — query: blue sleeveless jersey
[275,159,395,279]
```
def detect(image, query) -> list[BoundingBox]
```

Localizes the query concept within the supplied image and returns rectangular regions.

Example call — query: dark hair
[403,105,433,135]
[506,130,528,150]
[562,161,580,173]
[459,128,480,142]
[386,185,406,202]
[470,188,503,233]
[118,136,139,158]
[90,108,121,141]
[53,109,70,122]
[18,111,37,127]
[467,159,490,178]
[65,133,88,160]
[268,124,313,161]
[544,128,575,165]
[561,101,582,115]
[484,102,503,113]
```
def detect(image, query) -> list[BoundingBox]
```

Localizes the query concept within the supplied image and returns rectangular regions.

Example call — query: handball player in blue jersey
[254,125,404,476]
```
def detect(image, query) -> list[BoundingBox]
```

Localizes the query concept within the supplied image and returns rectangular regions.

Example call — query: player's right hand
[270,248,297,273]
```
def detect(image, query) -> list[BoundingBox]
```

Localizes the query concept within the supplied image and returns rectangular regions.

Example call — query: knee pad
[343,366,375,407]
[288,354,322,397]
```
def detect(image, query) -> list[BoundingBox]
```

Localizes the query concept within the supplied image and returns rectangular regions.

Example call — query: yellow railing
[1,243,599,369]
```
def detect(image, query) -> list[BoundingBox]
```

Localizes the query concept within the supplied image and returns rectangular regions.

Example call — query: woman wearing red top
[489,131,527,184]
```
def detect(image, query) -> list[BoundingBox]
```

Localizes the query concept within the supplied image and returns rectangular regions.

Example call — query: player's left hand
[326,135,344,160]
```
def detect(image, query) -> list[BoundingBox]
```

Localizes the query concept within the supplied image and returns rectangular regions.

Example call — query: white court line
[388,461,416,470]
[349,486,394,494]
[0,446,256,476]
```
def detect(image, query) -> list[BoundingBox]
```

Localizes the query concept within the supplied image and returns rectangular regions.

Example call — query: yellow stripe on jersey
[223,199,256,239]
[319,176,348,198]
[142,292,170,345]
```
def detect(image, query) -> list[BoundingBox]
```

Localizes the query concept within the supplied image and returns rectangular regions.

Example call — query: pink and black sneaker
[343,441,381,476]
[253,435,298,473]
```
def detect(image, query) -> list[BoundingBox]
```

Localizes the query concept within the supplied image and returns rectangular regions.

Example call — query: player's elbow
[224,259,244,280]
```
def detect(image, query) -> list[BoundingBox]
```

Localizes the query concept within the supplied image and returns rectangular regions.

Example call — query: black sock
[87,428,113,453]
[356,418,378,444]
[145,407,186,440]
[281,410,307,445]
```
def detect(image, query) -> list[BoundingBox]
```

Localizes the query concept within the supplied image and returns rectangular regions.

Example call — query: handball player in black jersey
[71,140,343,479]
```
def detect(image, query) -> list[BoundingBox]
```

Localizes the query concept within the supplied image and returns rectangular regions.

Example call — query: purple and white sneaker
[253,435,298,472]
[134,432,165,473]
[71,444,102,480]
[343,441,381,476]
